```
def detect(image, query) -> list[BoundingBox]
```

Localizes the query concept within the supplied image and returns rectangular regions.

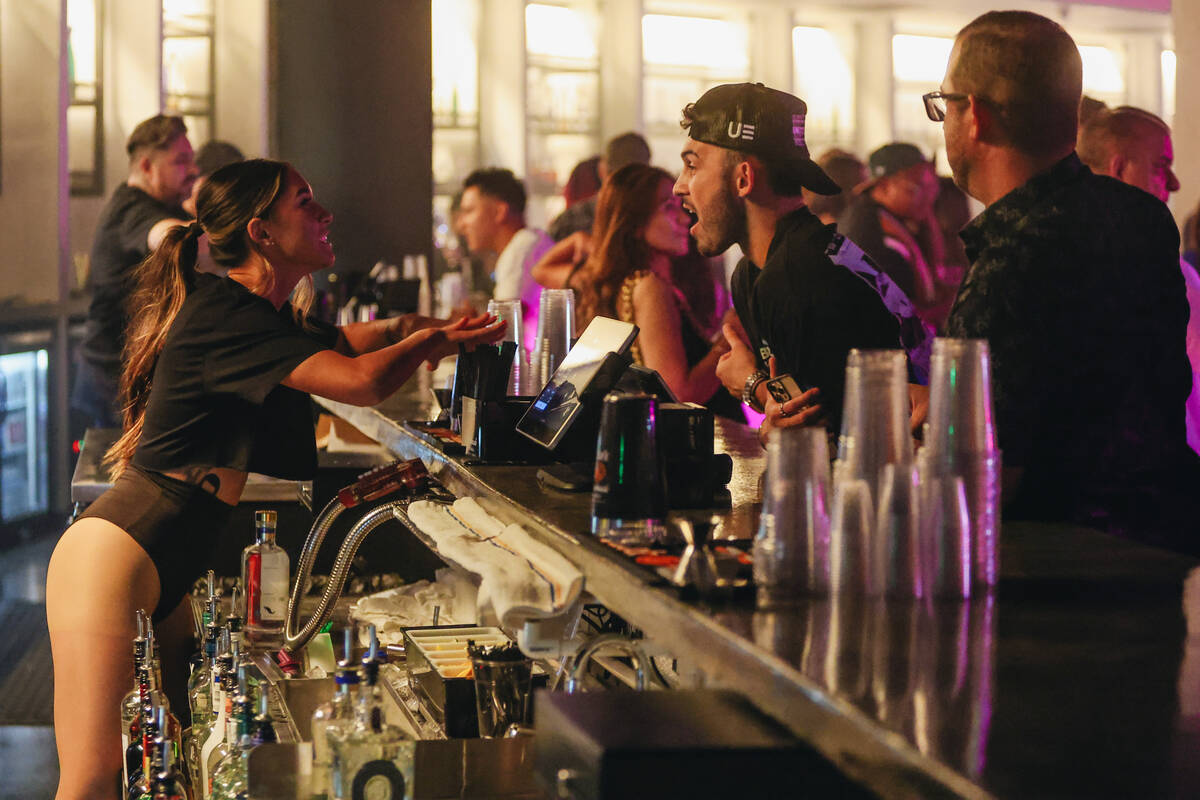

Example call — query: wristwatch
[742,369,769,413]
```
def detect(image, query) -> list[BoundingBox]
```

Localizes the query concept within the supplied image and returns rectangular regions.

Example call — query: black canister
[591,392,667,545]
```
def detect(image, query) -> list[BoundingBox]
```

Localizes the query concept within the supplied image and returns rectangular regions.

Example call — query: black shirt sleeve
[202,299,334,405]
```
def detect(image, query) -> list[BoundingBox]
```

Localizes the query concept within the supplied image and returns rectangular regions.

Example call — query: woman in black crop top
[46,159,505,797]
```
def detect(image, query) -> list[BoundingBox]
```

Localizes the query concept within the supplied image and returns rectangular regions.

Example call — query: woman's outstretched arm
[284,314,505,405]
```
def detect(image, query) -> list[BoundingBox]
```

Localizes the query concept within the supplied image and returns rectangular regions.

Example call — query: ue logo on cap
[792,114,805,146]
[727,121,756,141]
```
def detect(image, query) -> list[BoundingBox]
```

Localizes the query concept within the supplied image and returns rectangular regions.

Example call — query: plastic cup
[487,299,524,395]
[872,463,923,598]
[535,289,575,386]
[830,478,874,594]
[923,338,997,470]
[754,427,832,605]
[835,349,911,509]
[918,475,971,599]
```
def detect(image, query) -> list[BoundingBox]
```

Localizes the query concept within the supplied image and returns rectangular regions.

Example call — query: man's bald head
[950,11,1082,159]
[1078,106,1178,202]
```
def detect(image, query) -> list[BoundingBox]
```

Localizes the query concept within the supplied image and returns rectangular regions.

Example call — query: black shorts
[77,465,234,621]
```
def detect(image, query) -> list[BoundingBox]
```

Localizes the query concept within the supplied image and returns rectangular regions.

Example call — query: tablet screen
[516,316,638,450]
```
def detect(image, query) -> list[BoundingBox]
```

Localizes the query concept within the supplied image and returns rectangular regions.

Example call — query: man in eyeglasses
[928,11,1199,551]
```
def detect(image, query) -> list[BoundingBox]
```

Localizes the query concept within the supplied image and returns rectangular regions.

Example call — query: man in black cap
[837,143,942,311]
[674,83,930,434]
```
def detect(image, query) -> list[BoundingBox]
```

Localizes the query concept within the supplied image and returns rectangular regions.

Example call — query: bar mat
[0,599,53,724]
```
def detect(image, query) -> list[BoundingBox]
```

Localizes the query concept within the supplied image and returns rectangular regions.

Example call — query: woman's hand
[424,313,507,368]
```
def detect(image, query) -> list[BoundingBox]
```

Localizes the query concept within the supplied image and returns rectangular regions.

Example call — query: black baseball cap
[866,143,929,183]
[682,82,841,196]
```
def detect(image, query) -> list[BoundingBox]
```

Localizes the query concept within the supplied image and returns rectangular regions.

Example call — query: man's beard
[695,186,747,258]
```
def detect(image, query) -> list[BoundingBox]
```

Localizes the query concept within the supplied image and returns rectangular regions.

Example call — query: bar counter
[316,391,1200,800]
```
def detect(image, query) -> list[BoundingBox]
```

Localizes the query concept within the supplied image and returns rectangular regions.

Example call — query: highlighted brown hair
[572,164,675,329]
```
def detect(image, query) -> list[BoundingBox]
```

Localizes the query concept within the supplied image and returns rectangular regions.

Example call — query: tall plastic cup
[754,427,832,605]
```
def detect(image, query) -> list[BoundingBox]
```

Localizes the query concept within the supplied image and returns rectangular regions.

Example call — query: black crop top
[133,274,340,480]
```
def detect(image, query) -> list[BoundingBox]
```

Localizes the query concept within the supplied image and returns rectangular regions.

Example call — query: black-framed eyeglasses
[923,91,969,122]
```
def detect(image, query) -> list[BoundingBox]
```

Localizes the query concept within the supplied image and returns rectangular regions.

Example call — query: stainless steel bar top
[316,392,1200,800]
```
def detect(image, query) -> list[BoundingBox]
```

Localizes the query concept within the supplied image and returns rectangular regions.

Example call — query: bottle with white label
[241,510,290,641]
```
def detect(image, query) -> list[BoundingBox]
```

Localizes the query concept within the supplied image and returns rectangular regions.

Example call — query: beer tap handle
[336,458,429,507]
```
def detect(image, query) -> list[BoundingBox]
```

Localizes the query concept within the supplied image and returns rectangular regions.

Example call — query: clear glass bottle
[330,628,414,800]
[188,616,219,729]
[205,665,250,799]
[241,510,289,641]
[312,628,360,799]
[135,707,193,800]
[198,629,233,798]
[210,668,254,800]
[150,725,192,800]
[121,610,149,790]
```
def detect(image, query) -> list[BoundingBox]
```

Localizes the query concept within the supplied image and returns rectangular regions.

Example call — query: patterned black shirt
[946,153,1200,545]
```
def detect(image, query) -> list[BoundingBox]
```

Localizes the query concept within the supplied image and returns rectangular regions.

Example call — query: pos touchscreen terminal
[515,316,638,454]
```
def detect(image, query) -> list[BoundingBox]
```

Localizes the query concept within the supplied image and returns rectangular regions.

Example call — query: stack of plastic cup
[831,350,914,595]
[918,338,1001,596]
[487,299,525,396]
[754,427,832,606]
[532,289,575,390]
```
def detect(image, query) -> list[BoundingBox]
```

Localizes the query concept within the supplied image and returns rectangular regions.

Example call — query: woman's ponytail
[103,222,203,478]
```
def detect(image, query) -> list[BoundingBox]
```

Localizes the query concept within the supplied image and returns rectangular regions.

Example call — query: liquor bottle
[312,628,360,798]
[122,610,149,790]
[133,707,193,800]
[149,721,192,800]
[228,621,262,708]
[125,619,161,793]
[249,690,276,746]
[242,510,289,640]
[210,667,254,800]
[125,690,159,800]
[188,613,220,728]
[330,626,414,800]
[188,573,218,681]
[198,629,233,798]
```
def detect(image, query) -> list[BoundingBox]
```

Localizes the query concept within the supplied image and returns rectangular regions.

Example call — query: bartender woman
[45,158,505,799]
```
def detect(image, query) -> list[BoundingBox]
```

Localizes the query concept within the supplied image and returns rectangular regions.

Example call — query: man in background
[73,115,196,430]
[932,11,1199,549]
[548,131,652,241]
[838,143,942,312]
[802,148,867,225]
[1077,105,1199,456]
[182,139,244,218]
[458,168,552,342]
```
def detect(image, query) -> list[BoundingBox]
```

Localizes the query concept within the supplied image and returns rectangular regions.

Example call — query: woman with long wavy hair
[45,159,504,799]
[566,163,735,413]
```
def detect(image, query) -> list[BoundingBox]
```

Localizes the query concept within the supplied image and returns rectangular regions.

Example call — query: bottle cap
[255,510,277,528]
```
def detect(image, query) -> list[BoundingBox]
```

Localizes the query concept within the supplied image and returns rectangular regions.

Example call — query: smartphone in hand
[765,374,806,404]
